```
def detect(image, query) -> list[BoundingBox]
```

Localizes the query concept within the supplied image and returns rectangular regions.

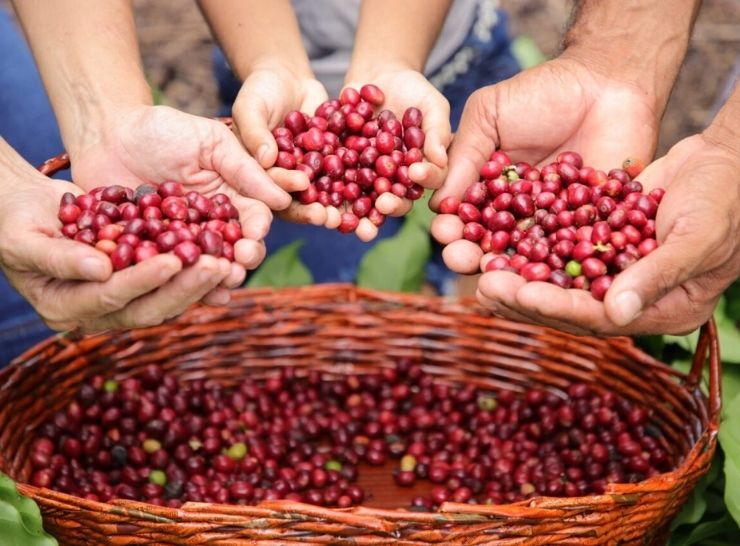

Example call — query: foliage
[246,241,313,288]
[0,473,57,546]
[654,279,740,543]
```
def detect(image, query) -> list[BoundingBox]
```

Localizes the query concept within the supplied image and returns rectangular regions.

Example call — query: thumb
[212,125,292,211]
[9,232,112,281]
[604,225,711,326]
[430,90,498,210]
[233,97,278,169]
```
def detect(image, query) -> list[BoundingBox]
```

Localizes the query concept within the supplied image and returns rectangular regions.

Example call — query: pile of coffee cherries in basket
[57,182,244,270]
[440,152,663,300]
[274,84,428,234]
[28,361,672,509]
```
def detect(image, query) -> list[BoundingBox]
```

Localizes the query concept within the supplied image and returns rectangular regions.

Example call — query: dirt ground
[132,0,739,155]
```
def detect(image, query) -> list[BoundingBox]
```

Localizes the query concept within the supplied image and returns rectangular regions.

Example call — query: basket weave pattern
[0,283,720,546]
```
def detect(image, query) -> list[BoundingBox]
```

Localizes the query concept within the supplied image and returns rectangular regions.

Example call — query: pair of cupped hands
[3,58,738,336]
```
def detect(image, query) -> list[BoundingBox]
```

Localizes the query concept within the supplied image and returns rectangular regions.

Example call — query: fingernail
[614,290,642,325]
[80,257,107,280]
[256,144,269,164]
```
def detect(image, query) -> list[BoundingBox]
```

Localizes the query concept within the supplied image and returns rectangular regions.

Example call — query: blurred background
[131,0,739,156]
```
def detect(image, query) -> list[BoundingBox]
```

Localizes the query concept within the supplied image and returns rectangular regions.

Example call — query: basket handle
[687,319,721,425]
[38,152,70,176]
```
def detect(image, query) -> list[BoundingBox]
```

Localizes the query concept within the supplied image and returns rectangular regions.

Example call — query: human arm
[344,0,453,238]
[477,85,740,336]
[0,138,237,331]
[432,0,701,273]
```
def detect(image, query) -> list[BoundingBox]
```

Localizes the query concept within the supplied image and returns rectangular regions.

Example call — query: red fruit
[622,157,645,179]
[111,243,134,271]
[520,262,552,282]
[489,151,511,166]
[403,127,425,150]
[437,196,459,215]
[557,151,583,169]
[338,212,360,234]
[174,241,201,266]
[360,84,385,105]
[581,257,607,279]
[480,161,504,179]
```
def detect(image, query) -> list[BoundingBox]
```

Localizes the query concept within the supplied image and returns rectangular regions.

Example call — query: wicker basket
[0,283,720,546]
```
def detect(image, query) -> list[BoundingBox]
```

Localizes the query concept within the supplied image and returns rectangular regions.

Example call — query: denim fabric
[213,10,520,293]
[0,7,63,367]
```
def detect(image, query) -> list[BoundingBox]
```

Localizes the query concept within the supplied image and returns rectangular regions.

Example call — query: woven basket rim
[5,284,721,523]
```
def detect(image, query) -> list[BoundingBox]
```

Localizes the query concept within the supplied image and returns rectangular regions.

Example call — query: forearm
[347,0,453,78]
[197,0,312,80]
[562,0,701,117]
[704,85,740,156]
[10,0,151,157]
[0,139,41,191]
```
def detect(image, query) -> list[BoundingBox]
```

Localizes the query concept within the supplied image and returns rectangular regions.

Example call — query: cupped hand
[232,63,330,227]
[68,104,276,297]
[431,56,660,273]
[342,67,451,240]
[476,134,740,336]
[0,177,235,332]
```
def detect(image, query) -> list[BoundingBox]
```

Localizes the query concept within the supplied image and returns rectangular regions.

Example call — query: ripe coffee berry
[274,85,429,235]
[58,183,245,270]
[444,151,663,300]
[31,360,669,510]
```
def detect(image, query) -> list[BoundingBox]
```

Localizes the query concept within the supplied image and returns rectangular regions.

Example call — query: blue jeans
[213,9,520,291]
[0,7,64,366]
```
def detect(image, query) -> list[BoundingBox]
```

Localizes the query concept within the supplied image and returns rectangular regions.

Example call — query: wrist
[63,99,150,162]
[703,95,740,158]
[236,53,314,83]
[345,60,417,86]
[561,1,697,118]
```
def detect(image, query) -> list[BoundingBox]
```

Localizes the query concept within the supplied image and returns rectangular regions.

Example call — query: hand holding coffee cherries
[343,68,452,218]
[67,105,274,287]
[478,135,739,337]
[270,84,435,241]
[430,57,659,214]
[0,174,232,333]
[231,63,330,226]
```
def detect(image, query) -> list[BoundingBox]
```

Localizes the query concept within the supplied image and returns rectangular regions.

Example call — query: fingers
[430,90,498,210]
[375,193,411,216]
[603,227,715,327]
[211,124,292,210]
[276,201,328,226]
[234,239,266,270]
[233,197,273,240]
[232,96,277,169]
[421,95,452,169]
[409,161,446,190]
[267,167,310,193]
[51,254,183,321]
[5,232,112,282]
[355,219,379,242]
[91,256,230,330]
[202,287,232,307]
[431,214,464,245]
[441,239,483,274]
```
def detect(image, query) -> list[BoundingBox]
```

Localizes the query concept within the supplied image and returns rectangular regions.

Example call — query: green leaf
[246,241,313,288]
[357,221,431,292]
[405,191,435,231]
[510,35,547,69]
[723,280,740,322]
[667,514,739,546]
[718,394,740,527]
[664,298,740,364]
[0,474,57,546]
